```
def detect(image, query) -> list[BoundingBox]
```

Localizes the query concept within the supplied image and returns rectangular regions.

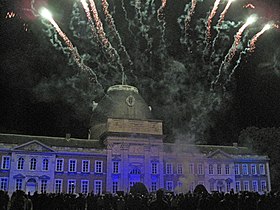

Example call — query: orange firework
[227,15,256,62]
[206,0,221,41]
[184,0,197,33]
[217,0,235,28]
[249,24,271,52]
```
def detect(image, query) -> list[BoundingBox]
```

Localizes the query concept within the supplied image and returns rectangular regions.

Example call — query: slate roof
[0,133,103,149]
[90,85,153,139]
[163,143,258,156]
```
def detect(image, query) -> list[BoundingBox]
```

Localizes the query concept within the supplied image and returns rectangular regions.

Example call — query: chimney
[233,142,238,147]
[65,133,71,141]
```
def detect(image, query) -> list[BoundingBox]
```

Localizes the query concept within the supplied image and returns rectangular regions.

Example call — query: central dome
[90,85,153,139]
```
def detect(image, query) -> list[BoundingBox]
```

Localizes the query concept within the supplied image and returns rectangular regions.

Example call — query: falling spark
[227,15,257,62]
[101,0,133,66]
[39,8,98,82]
[157,0,167,48]
[87,0,126,83]
[213,15,256,86]
[6,11,16,19]
[80,0,98,40]
[157,0,167,21]
[244,3,255,9]
[228,24,271,82]
[217,0,235,28]
[206,0,221,41]
[184,0,197,33]
[249,24,271,52]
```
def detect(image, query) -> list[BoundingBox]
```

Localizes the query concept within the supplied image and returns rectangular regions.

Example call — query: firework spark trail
[45,16,99,83]
[226,21,253,62]
[143,0,154,49]
[184,0,197,33]
[87,0,126,83]
[120,0,134,37]
[80,0,98,40]
[249,24,271,52]
[211,0,234,51]
[227,48,248,83]
[217,0,234,28]
[157,0,167,45]
[227,24,271,82]
[226,24,271,83]
[101,0,132,66]
[213,18,255,86]
[206,0,221,42]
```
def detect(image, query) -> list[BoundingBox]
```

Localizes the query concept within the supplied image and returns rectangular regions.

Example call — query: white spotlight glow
[39,8,53,20]
[246,15,257,25]
[263,24,272,31]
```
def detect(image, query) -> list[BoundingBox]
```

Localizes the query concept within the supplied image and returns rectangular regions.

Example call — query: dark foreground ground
[1,190,280,210]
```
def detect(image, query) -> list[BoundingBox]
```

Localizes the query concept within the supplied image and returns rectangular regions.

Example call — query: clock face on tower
[126,95,135,107]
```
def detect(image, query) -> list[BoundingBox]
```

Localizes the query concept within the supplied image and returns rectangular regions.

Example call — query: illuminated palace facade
[0,85,271,195]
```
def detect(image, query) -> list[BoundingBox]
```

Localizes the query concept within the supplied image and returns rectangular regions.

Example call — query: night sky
[1,0,280,144]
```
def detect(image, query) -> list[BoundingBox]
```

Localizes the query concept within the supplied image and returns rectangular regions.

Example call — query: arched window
[30,158,37,170]
[17,157,24,170]
[42,159,49,171]
[130,168,141,174]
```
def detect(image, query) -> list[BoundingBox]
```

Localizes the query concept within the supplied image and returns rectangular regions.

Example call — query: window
[82,160,90,173]
[42,159,49,171]
[55,179,62,193]
[56,159,64,172]
[209,164,214,175]
[226,182,231,192]
[177,164,183,174]
[217,164,222,175]
[17,157,24,170]
[242,164,248,175]
[151,182,157,192]
[189,163,194,174]
[225,165,230,175]
[1,156,10,170]
[166,181,173,191]
[166,163,173,174]
[177,181,183,188]
[151,162,158,174]
[69,159,77,172]
[41,180,47,193]
[189,182,194,192]
[252,180,258,192]
[198,163,203,175]
[251,164,256,175]
[16,179,23,190]
[94,180,102,194]
[210,182,214,191]
[235,181,240,192]
[95,161,103,173]
[243,181,249,191]
[112,181,118,193]
[261,180,267,192]
[81,180,89,194]
[30,158,37,170]
[130,168,141,174]
[112,161,119,174]
[259,164,265,175]
[234,164,240,175]
[68,180,76,194]
[0,178,8,191]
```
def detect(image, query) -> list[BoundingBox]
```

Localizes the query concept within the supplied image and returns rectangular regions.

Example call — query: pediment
[13,140,55,152]
[207,149,232,159]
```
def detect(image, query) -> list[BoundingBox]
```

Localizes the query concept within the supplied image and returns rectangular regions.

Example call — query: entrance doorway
[26,178,37,195]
